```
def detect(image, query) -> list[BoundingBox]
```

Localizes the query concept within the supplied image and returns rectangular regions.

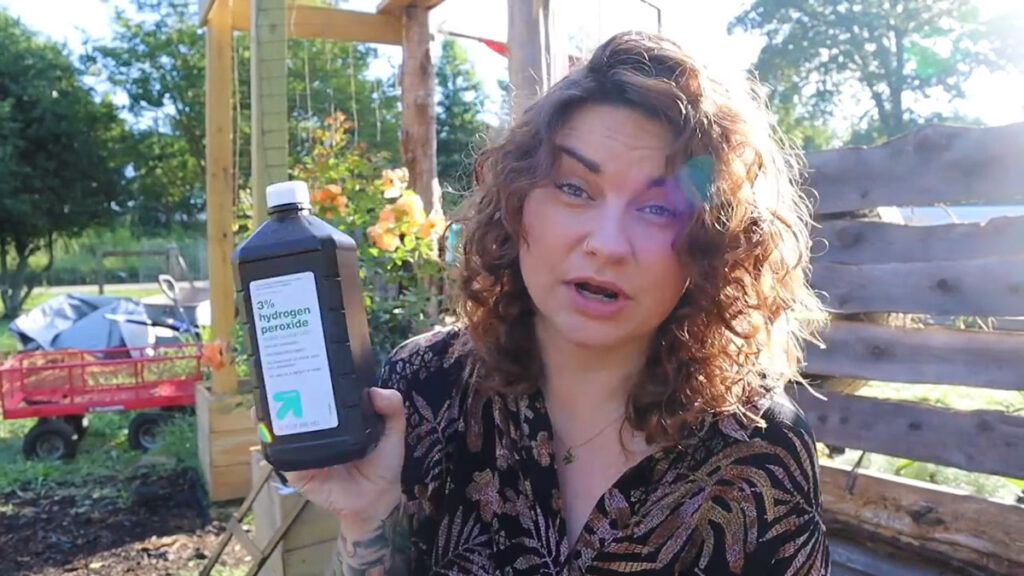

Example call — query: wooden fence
[799,122,1024,575]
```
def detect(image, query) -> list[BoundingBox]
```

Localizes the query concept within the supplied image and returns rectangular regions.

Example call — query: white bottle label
[250,271,339,436]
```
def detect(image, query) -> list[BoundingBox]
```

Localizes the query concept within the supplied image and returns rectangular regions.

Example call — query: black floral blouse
[381,326,831,575]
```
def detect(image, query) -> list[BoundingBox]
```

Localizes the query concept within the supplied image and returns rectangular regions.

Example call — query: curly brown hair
[452,31,825,446]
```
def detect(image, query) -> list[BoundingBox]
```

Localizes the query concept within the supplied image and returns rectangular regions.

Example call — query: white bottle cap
[266,181,310,208]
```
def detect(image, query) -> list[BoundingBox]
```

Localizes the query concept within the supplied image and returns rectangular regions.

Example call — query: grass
[0,284,180,494]
[1,285,163,355]
[818,381,1024,502]
[0,411,144,493]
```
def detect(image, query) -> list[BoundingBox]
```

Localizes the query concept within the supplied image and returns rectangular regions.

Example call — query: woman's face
[519,103,694,351]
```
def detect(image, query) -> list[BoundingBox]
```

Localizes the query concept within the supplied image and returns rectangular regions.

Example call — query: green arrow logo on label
[273,390,303,420]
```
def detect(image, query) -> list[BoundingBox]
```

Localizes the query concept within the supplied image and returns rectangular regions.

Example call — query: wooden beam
[249,0,289,226]
[811,256,1024,317]
[829,534,967,576]
[813,216,1024,265]
[198,0,216,26]
[204,0,238,394]
[796,391,1024,478]
[232,0,402,44]
[820,463,1024,575]
[807,122,1024,215]
[806,319,1024,390]
[400,5,440,215]
[508,0,552,119]
[376,0,446,15]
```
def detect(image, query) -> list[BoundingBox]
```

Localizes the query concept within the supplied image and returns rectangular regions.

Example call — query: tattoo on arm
[327,502,409,576]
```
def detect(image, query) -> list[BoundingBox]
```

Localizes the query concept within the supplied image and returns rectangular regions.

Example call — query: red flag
[440,29,508,58]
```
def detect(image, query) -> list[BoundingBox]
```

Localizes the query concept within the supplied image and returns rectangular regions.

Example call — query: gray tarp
[7,294,153,354]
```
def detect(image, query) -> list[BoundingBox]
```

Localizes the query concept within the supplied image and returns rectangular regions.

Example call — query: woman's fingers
[369,387,405,448]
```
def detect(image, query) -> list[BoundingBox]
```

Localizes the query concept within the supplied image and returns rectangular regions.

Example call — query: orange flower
[310,188,330,205]
[312,185,347,217]
[378,205,396,226]
[367,224,400,251]
[333,193,348,214]
[200,341,228,371]
[392,193,425,224]
[380,168,409,199]
[416,211,446,239]
[324,112,347,126]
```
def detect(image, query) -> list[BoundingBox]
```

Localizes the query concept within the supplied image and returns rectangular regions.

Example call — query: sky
[2,0,1022,128]
[2,0,1021,224]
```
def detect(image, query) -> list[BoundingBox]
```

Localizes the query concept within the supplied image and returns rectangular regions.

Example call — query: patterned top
[381,326,831,575]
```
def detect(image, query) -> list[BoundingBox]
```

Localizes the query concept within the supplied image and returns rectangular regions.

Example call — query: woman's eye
[640,204,679,218]
[555,181,590,199]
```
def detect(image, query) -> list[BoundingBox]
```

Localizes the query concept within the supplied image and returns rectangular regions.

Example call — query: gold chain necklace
[558,412,626,466]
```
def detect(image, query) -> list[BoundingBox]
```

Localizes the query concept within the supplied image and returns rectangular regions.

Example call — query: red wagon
[0,343,203,460]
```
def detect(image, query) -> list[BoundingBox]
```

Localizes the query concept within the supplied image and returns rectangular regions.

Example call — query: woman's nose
[583,206,632,261]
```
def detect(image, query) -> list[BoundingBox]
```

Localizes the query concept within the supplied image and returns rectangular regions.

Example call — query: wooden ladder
[200,466,310,576]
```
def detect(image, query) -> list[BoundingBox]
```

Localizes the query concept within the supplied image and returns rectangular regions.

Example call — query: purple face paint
[664,155,714,247]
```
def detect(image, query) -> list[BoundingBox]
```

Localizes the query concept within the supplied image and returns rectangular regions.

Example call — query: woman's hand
[252,387,406,525]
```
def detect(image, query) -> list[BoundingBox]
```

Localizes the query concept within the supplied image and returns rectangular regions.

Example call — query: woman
[289,31,830,575]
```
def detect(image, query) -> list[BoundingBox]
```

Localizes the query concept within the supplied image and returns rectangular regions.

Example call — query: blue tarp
[7,294,152,353]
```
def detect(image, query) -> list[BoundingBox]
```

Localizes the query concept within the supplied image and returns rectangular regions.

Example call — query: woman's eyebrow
[645,175,667,190]
[555,144,602,174]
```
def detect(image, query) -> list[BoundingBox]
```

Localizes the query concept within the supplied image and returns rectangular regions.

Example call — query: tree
[85,0,402,229]
[287,39,402,164]
[731,0,1022,145]
[0,10,128,317]
[82,0,226,230]
[435,38,488,209]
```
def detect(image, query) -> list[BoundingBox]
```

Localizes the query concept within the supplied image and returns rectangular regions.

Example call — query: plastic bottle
[233,180,382,472]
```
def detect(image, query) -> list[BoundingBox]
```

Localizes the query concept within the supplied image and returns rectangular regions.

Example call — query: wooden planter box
[196,382,259,501]
[251,449,340,576]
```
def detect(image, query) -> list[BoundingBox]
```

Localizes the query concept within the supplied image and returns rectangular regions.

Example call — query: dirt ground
[0,466,250,576]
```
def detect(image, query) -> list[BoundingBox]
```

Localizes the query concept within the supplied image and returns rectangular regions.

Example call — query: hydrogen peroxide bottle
[233,180,382,472]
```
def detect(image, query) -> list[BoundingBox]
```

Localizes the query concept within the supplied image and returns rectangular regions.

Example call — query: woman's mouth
[565,278,629,318]
[573,281,622,302]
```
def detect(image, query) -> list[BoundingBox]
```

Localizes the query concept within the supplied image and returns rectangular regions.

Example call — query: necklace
[558,412,626,466]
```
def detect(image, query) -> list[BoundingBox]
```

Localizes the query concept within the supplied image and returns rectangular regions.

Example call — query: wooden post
[507,0,551,120]
[251,0,289,227]
[205,0,238,395]
[400,5,440,216]
[97,252,105,295]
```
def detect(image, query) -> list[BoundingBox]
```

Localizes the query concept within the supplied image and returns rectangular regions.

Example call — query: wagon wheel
[23,418,79,461]
[63,415,89,439]
[128,412,171,451]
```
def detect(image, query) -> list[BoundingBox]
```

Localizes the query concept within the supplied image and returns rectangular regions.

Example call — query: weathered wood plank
[209,462,251,502]
[232,0,403,44]
[820,463,1024,575]
[813,216,1024,264]
[281,539,337,575]
[198,0,217,25]
[205,0,239,395]
[827,534,962,576]
[508,0,552,119]
[811,257,1024,317]
[796,391,1024,478]
[805,320,1024,390]
[375,0,445,15]
[251,449,285,576]
[196,385,212,483]
[248,0,288,226]
[401,5,440,215]
[807,122,1024,214]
